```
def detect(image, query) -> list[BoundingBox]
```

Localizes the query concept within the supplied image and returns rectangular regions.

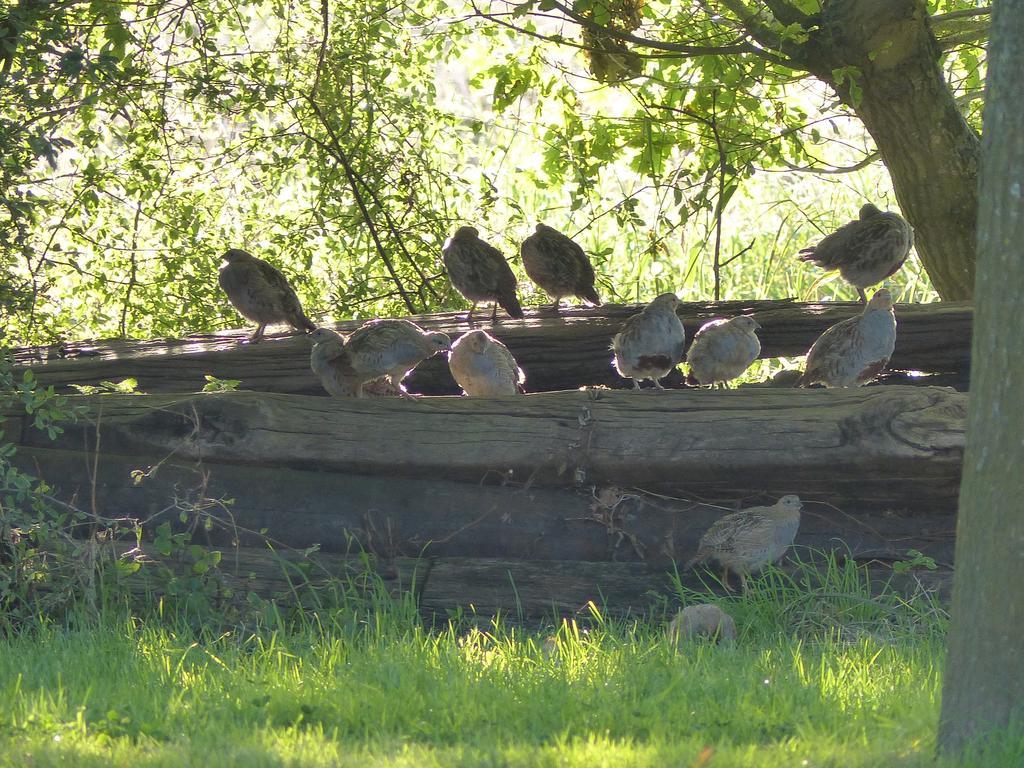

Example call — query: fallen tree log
[10,446,957,565]
[7,387,967,509]
[11,300,972,395]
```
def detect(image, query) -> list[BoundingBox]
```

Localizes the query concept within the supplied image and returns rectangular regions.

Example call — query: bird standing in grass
[798,203,913,302]
[448,330,525,396]
[309,319,450,398]
[799,288,897,388]
[686,495,803,593]
[611,293,686,389]
[442,226,524,322]
[218,248,315,343]
[520,223,602,314]
[686,315,761,388]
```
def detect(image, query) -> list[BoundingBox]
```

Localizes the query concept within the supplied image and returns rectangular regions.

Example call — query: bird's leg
[491,302,499,323]
[248,324,266,343]
[857,288,868,303]
[721,567,734,592]
[632,380,642,391]
[466,303,478,324]
[390,373,419,401]
[740,572,749,596]
[549,299,561,316]
[653,378,666,390]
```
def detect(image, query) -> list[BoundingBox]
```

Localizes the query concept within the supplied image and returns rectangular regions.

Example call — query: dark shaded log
[9,387,965,509]
[11,300,972,396]
[116,543,954,621]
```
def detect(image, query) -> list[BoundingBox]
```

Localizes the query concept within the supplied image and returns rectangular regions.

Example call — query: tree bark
[11,300,973,396]
[798,0,981,300]
[939,1,1024,753]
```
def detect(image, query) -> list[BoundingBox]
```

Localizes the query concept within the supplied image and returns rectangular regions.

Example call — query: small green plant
[201,375,241,393]
[69,378,140,395]
[893,549,939,574]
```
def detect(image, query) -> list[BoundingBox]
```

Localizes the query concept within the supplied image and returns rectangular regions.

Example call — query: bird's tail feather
[499,291,524,319]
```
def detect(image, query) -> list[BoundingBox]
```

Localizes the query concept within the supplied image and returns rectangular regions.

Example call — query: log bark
[10,300,972,396]
[8,387,967,509]
[939,4,1024,753]
[10,446,957,565]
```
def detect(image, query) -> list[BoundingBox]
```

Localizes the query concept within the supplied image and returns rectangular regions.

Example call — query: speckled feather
[448,330,525,396]
[686,316,761,386]
[312,320,450,397]
[686,495,803,582]
[309,328,357,397]
[799,204,913,292]
[218,249,315,336]
[800,289,897,388]
[520,224,601,307]
[611,293,686,387]
[442,227,524,319]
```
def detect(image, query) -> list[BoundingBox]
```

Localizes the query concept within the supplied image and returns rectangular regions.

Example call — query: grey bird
[799,288,897,388]
[686,315,761,388]
[667,604,737,644]
[218,248,315,342]
[611,293,686,389]
[448,330,525,397]
[686,495,803,593]
[520,223,602,314]
[442,226,524,322]
[309,327,357,397]
[798,203,914,302]
[310,319,450,398]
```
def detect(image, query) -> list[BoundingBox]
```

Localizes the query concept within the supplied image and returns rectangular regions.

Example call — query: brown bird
[611,293,686,389]
[520,223,601,314]
[667,604,737,644]
[686,315,761,388]
[799,288,897,388]
[448,330,525,397]
[218,248,315,342]
[442,226,524,322]
[309,319,450,398]
[798,203,913,302]
[686,495,803,593]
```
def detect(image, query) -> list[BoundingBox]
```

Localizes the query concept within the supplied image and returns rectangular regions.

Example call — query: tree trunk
[11,300,973,396]
[804,0,980,300]
[939,1,1024,753]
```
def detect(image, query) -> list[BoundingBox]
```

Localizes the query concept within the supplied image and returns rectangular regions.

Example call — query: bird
[218,248,315,342]
[667,604,737,644]
[519,223,601,314]
[611,293,686,389]
[448,329,525,397]
[686,315,761,388]
[309,327,357,397]
[798,288,897,388]
[309,319,450,398]
[442,226,524,322]
[686,495,803,593]
[798,203,914,302]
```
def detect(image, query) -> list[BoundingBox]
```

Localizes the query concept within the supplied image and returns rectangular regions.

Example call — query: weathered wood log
[11,300,972,395]
[7,387,967,509]
[10,446,957,565]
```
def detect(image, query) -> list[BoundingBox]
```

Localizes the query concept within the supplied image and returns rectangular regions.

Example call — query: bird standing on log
[442,226,524,323]
[686,315,761,388]
[448,329,525,396]
[520,223,602,314]
[799,288,897,388]
[686,495,803,593]
[218,249,316,343]
[611,293,686,389]
[309,319,450,398]
[798,203,913,302]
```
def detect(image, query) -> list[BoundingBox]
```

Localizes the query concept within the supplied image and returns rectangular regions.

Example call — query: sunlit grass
[0,557,1018,767]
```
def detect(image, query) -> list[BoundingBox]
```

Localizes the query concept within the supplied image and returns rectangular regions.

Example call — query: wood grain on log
[7,386,966,509]
[11,300,972,395]
[11,447,956,565]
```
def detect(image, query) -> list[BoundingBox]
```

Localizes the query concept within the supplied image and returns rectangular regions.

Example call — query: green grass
[0,560,1019,767]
